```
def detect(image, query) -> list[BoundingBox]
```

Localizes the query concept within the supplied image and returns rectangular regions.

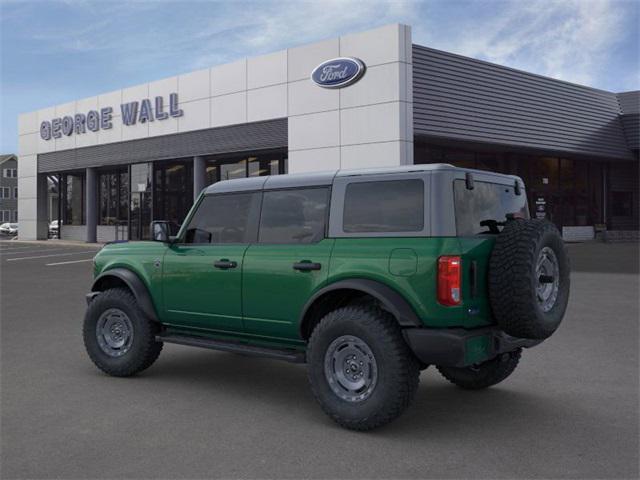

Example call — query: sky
[1,0,638,153]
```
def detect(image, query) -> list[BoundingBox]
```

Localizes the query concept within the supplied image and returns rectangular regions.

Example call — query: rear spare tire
[489,218,570,340]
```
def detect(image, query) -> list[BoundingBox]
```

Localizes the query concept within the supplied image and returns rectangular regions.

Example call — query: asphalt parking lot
[1,240,638,479]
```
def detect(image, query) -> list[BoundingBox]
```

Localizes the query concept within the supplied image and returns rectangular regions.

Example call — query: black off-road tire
[83,288,163,377]
[489,218,570,340]
[307,305,420,431]
[437,349,522,390]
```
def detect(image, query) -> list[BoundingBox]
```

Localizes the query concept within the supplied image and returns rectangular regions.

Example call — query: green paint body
[93,234,497,361]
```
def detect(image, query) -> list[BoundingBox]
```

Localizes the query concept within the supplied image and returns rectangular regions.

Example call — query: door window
[258,188,329,244]
[183,193,260,244]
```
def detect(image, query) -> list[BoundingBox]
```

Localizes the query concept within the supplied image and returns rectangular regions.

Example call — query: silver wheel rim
[324,335,378,403]
[536,246,560,312]
[96,308,134,357]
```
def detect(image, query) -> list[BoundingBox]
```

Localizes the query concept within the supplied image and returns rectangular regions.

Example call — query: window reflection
[62,173,85,226]
[205,151,286,186]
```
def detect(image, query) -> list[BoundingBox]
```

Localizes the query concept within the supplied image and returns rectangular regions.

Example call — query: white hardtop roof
[204,163,520,194]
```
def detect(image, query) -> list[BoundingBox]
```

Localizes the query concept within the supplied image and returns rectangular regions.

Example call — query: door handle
[293,261,321,271]
[214,259,237,269]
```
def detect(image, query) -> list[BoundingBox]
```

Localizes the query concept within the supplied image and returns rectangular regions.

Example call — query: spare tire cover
[488,219,570,340]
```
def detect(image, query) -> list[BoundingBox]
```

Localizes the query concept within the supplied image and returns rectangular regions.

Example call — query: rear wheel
[437,349,521,390]
[83,288,163,377]
[307,305,420,431]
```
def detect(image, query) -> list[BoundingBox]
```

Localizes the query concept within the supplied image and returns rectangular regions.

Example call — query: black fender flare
[91,268,159,322]
[299,278,422,335]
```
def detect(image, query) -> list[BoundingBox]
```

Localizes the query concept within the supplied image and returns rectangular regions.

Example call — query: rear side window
[343,179,424,233]
[184,192,260,244]
[454,180,529,236]
[259,188,329,244]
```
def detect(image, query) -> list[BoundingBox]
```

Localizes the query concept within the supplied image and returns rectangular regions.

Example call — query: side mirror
[151,220,180,243]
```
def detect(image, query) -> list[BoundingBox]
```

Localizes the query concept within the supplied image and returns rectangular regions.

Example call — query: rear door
[162,192,261,333]
[242,187,333,341]
[452,175,529,326]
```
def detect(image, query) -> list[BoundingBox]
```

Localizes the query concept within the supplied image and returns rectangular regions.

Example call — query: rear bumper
[403,326,541,368]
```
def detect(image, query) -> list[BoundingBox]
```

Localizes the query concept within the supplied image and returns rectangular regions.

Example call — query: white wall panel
[211,92,247,127]
[340,24,404,67]
[288,147,340,173]
[97,119,123,144]
[211,59,246,96]
[17,154,37,178]
[75,129,99,148]
[248,50,287,89]
[18,220,37,239]
[149,113,179,137]
[76,95,99,113]
[122,84,148,104]
[178,98,211,132]
[98,90,122,110]
[289,110,340,150]
[179,68,210,102]
[340,62,401,109]
[121,117,149,141]
[18,133,38,156]
[149,76,178,99]
[288,79,339,116]
[341,141,410,169]
[17,175,37,199]
[341,102,402,145]
[247,84,287,122]
[288,38,339,82]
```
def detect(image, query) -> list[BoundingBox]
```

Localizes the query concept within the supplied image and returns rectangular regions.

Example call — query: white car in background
[49,220,60,238]
[0,223,18,236]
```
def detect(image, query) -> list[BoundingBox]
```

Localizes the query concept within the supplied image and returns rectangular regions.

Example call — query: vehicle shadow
[140,348,569,436]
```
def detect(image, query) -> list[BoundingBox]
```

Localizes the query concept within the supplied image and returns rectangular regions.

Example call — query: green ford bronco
[84,164,570,430]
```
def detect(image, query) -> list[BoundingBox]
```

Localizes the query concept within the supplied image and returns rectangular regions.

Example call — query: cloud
[414,0,637,89]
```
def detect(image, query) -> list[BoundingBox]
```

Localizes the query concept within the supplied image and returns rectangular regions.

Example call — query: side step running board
[157,333,306,364]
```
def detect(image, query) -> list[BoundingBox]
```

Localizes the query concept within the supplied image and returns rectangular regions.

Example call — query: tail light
[438,256,462,306]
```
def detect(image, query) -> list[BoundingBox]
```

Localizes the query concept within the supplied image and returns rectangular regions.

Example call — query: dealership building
[17,24,639,242]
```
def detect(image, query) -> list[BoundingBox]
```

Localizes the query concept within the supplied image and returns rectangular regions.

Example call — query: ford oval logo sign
[311,57,366,89]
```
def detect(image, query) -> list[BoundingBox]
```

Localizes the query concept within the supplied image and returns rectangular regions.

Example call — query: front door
[242,187,332,341]
[161,191,261,333]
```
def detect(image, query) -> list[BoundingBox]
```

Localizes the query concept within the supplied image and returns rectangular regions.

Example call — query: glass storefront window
[62,173,85,225]
[205,151,286,185]
[220,159,247,181]
[98,169,128,225]
[154,160,193,227]
[130,163,153,241]
[414,141,608,228]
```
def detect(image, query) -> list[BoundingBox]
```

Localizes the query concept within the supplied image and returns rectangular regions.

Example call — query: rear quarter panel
[328,237,494,328]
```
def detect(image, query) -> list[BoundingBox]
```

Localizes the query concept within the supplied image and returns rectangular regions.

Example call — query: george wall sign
[40,93,184,141]
[311,57,366,89]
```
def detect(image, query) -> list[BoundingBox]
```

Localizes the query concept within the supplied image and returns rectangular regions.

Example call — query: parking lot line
[6,251,97,262]
[0,248,81,256]
[0,245,44,251]
[46,258,94,266]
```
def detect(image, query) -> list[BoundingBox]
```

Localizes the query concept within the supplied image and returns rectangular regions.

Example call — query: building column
[36,173,49,239]
[85,167,97,243]
[193,156,206,202]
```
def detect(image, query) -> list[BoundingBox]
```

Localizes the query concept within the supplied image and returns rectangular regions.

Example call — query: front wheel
[83,288,163,377]
[307,305,420,431]
[436,349,522,390]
